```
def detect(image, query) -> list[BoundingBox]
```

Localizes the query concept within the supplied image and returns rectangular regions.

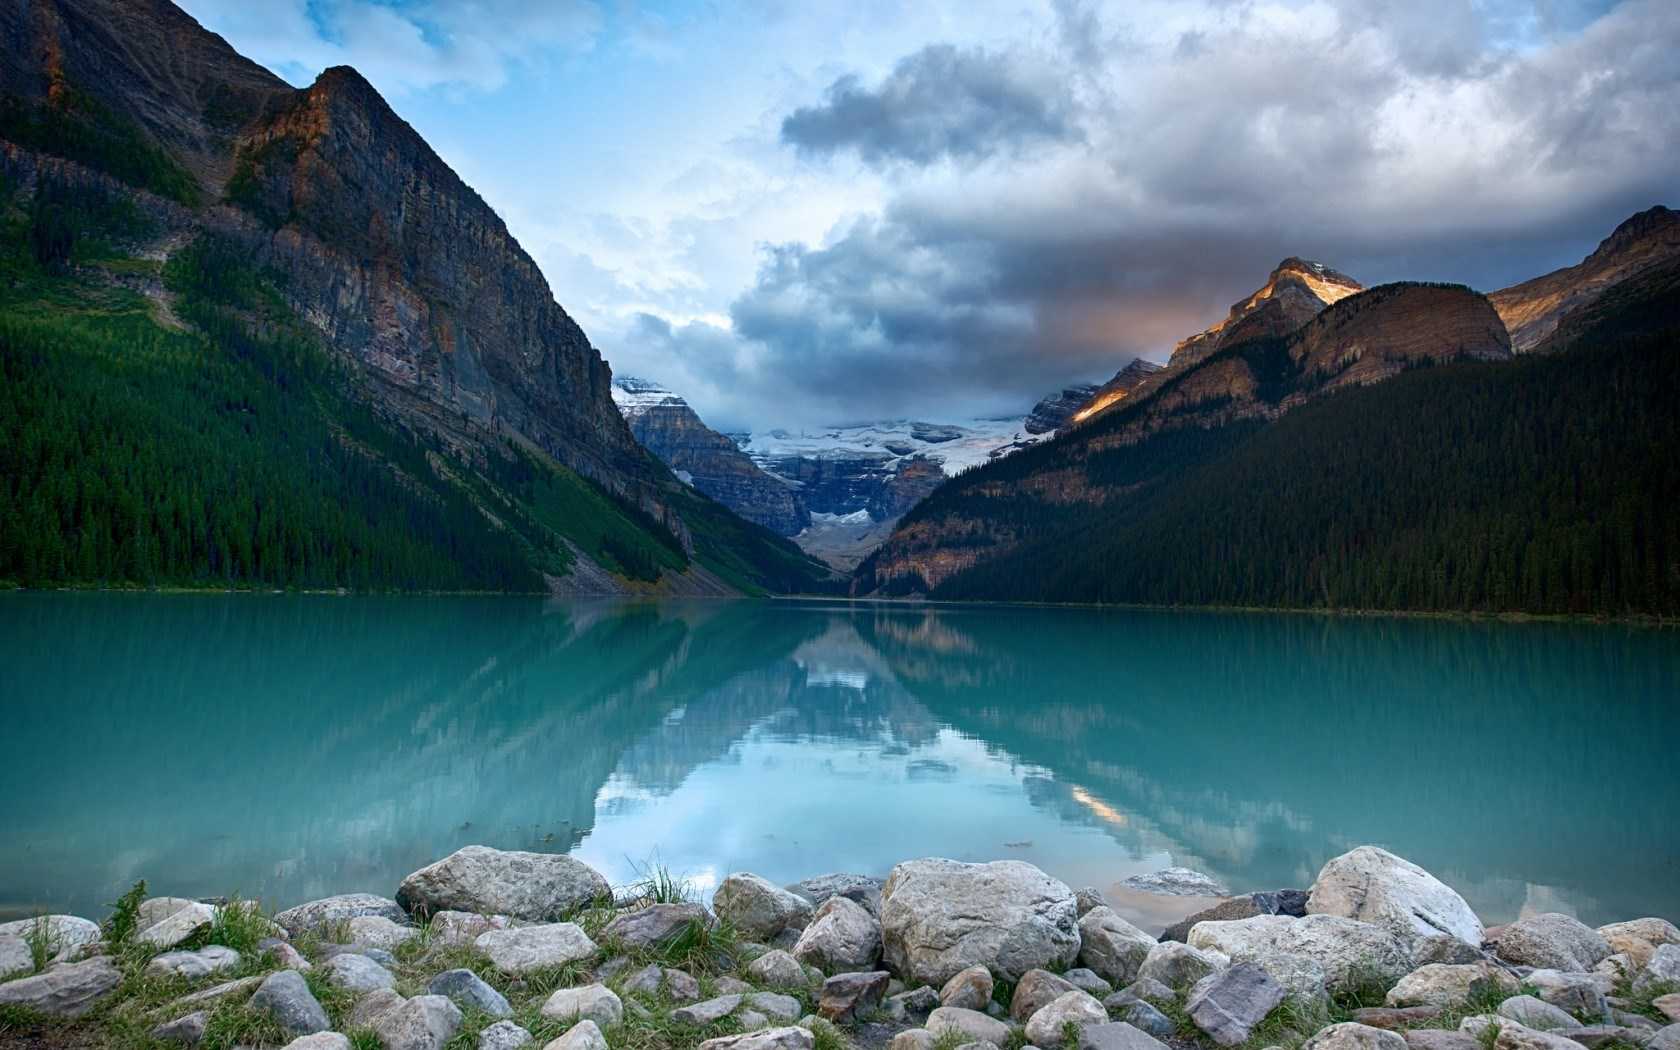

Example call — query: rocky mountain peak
[1587,204,1678,263]
[1068,357,1163,426]
[1024,383,1100,434]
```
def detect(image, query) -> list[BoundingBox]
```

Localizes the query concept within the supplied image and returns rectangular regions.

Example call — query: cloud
[780,44,1082,167]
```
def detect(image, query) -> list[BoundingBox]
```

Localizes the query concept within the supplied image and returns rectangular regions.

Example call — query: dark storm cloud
[779,44,1082,167]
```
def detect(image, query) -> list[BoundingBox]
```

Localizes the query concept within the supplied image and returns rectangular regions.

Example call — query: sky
[176,0,1679,432]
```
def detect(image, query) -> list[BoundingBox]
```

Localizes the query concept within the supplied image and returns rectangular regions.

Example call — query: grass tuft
[24,916,63,973]
[204,897,275,955]
[103,880,149,948]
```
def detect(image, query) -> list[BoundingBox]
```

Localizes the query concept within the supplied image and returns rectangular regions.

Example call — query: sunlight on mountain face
[1071,388,1128,423]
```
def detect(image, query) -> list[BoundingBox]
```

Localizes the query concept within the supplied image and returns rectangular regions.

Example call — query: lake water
[2,594,1676,931]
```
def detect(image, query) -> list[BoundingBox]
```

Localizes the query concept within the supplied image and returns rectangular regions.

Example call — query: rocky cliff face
[612,378,809,536]
[1490,206,1680,353]
[1025,383,1099,434]
[1065,358,1163,426]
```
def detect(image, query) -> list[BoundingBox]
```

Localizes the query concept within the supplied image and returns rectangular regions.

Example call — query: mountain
[0,0,832,595]
[853,216,1678,616]
[1490,205,1680,353]
[1065,358,1162,427]
[611,377,809,536]
[1025,383,1099,434]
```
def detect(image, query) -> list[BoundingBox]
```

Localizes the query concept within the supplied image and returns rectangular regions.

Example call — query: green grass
[624,861,698,906]
[24,916,62,973]
[199,898,276,955]
[103,880,149,948]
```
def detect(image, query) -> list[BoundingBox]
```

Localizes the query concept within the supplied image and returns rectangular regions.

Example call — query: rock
[0,934,30,977]
[1138,942,1224,990]
[138,902,218,949]
[325,953,396,993]
[1491,916,1612,972]
[372,995,463,1050]
[1385,963,1517,1008]
[748,949,809,988]
[351,989,409,1028]
[152,1010,209,1045]
[1076,889,1110,917]
[260,938,313,971]
[274,895,407,936]
[398,846,609,921]
[1476,1018,1587,1050]
[1078,1021,1173,1050]
[431,910,515,946]
[348,915,418,951]
[954,1042,1000,1050]
[1403,1032,1482,1050]
[0,916,102,966]
[673,995,744,1026]
[546,1020,608,1050]
[1649,1026,1680,1050]
[1080,908,1158,987]
[1163,892,1309,944]
[741,1010,774,1030]
[717,875,815,940]
[1565,1025,1655,1048]
[1066,969,1113,996]
[621,963,663,997]
[892,1029,939,1050]
[1525,970,1608,1016]
[715,977,755,995]
[818,971,890,1023]
[1654,995,1680,1023]
[1186,963,1287,1045]
[136,898,199,929]
[792,896,881,974]
[1302,1023,1409,1050]
[541,984,623,1027]
[0,955,120,1017]
[1615,1011,1662,1032]
[927,1006,1013,1046]
[1122,869,1228,897]
[1189,914,1410,994]
[1352,1007,1444,1030]
[249,970,331,1036]
[886,986,941,1020]
[697,1027,815,1050]
[601,904,712,950]
[1307,848,1483,951]
[788,875,885,919]
[1112,977,1177,1006]
[282,1035,351,1050]
[1015,970,1081,1021]
[1025,990,1109,1047]
[942,965,995,1010]
[1635,946,1680,994]
[1499,996,1584,1031]
[429,969,512,1018]
[1113,999,1176,1039]
[479,1020,533,1050]
[664,968,701,1002]
[749,992,803,1022]
[168,974,265,1009]
[1598,921,1680,971]
[1411,937,1485,968]
[881,859,1079,986]
[475,923,597,975]
[146,946,242,980]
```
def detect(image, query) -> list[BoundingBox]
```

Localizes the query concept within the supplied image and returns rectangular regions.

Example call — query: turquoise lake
[1,594,1676,930]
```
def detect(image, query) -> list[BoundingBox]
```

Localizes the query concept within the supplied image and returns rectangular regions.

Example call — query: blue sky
[178,0,1678,431]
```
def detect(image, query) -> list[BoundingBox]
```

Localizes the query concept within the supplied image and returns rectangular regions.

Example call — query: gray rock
[716,875,815,940]
[431,910,515,946]
[475,923,598,975]
[749,992,803,1022]
[1307,848,1483,951]
[1648,1025,1680,1050]
[151,1010,209,1045]
[546,1019,608,1050]
[167,974,265,1009]
[1163,892,1309,944]
[1354,1006,1446,1029]
[1121,869,1228,897]
[1499,996,1585,1031]
[249,970,331,1036]
[1491,916,1612,973]
[479,1020,533,1050]
[1078,1021,1172,1050]
[601,904,713,951]
[1076,889,1110,917]
[398,846,609,921]
[1189,913,1410,995]
[1066,969,1113,997]
[1614,1011,1661,1032]
[1302,1023,1408,1050]
[1186,963,1286,1046]
[540,984,622,1027]
[625,1000,653,1022]
[1635,946,1680,995]
[792,896,881,974]
[1526,970,1609,1017]
[885,985,941,1020]
[941,965,995,1010]
[138,902,219,950]
[0,934,30,977]
[1403,1031,1482,1050]
[429,969,512,1018]
[349,915,418,952]
[953,1043,999,1050]
[818,971,889,1024]
[1112,977,1177,1006]
[1114,1000,1176,1039]
[1655,995,1680,1023]
[0,955,121,1018]
[260,939,313,971]
[1079,907,1157,987]
[136,898,200,930]
[621,963,663,997]
[1598,921,1680,971]
[1015,970,1081,1021]
[1385,963,1517,1008]
[747,949,809,988]
[1137,941,1224,990]
[1025,990,1109,1047]
[787,875,884,920]
[350,989,409,1028]
[363,948,399,967]
[742,1010,775,1030]
[0,916,100,965]
[372,994,463,1050]
[1565,1025,1657,1048]
[697,1027,815,1050]
[715,977,755,995]
[927,1006,1013,1046]
[882,859,1079,986]
[274,894,407,937]
[664,968,701,1002]
[1412,935,1487,967]
[325,953,396,993]
[892,1029,939,1050]
[146,946,242,980]
[283,1035,352,1050]
[673,994,744,1025]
